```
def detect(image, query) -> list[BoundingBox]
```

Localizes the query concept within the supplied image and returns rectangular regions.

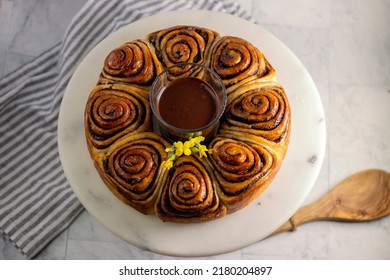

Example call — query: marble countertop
[1,0,389,260]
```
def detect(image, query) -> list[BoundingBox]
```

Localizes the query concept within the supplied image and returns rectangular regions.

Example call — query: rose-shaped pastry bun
[209,36,276,93]
[94,132,170,214]
[220,81,291,157]
[84,84,151,151]
[208,136,280,213]
[146,25,220,78]
[156,155,226,223]
[99,39,163,89]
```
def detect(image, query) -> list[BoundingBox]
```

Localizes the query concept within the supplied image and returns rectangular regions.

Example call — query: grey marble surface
[1,0,389,260]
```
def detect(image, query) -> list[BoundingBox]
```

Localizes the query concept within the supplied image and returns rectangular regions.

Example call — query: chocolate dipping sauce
[158,77,218,130]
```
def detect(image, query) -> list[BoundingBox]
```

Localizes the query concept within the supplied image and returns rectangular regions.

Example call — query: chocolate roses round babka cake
[84,25,291,223]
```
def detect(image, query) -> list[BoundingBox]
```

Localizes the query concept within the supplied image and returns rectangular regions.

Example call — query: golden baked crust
[93,132,170,214]
[98,39,163,89]
[146,25,220,79]
[208,36,276,94]
[84,25,291,223]
[146,25,220,67]
[84,84,151,152]
[207,135,281,213]
[220,80,291,158]
[156,155,227,223]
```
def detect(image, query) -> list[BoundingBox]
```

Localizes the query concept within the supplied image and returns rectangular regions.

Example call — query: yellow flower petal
[174,141,184,156]
[175,149,183,157]
[184,148,192,156]
[174,141,183,149]
[193,136,205,144]
[184,140,194,148]
[199,145,208,158]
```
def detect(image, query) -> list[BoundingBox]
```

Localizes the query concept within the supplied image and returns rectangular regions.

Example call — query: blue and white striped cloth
[0,0,250,259]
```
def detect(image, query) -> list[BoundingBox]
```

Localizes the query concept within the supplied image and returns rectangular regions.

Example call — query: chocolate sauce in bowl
[158,77,217,130]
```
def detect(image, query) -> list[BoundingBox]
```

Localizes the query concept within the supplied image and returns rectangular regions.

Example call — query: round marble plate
[58,10,326,257]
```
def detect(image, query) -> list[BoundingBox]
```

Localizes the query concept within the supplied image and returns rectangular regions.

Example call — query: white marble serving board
[58,10,326,257]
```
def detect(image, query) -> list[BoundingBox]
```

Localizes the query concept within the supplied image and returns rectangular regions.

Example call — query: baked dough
[84,25,291,223]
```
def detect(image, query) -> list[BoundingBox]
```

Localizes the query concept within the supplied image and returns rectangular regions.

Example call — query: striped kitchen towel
[0,0,251,259]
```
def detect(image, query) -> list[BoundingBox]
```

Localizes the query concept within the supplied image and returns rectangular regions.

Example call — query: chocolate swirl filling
[85,84,151,149]
[210,36,270,88]
[208,137,278,213]
[99,40,160,86]
[147,26,219,78]
[100,133,170,214]
[156,156,226,223]
[222,83,290,143]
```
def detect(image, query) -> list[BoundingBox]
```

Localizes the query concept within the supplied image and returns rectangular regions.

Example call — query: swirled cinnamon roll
[208,136,280,213]
[146,25,220,78]
[220,81,291,157]
[84,84,151,151]
[84,25,292,223]
[156,156,226,223]
[98,39,163,89]
[209,36,276,93]
[94,132,170,214]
